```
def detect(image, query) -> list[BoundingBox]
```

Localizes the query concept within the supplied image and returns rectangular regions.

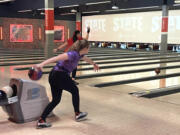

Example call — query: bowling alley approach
[1,0,180,135]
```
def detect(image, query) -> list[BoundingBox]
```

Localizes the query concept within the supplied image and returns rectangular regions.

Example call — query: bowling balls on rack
[1,86,13,98]
[0,90,7,101]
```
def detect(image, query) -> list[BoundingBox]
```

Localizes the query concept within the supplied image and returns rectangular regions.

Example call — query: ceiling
[0,0,178,20]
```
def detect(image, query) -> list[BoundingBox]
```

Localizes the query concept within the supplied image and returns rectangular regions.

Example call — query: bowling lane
[32,57,180,73]
[0,50,144,65]
[2,63,180,107]
[1,53,179,65]
[77,61,180,87]
[0,52,148,62]
[2,48,180,90]
[0,65,51,89]
[0,46,179,67]
[0,57,45,62]
[78,63,162,75]
[0,65,31,88]
[1,48,180,108]
[0,60,44,67]
[12,55,177,71]
[0,54,164,66]
[101,74,180,106]
[12,54,180,75]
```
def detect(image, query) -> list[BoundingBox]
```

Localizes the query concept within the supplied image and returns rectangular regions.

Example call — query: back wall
[0,17,76,49]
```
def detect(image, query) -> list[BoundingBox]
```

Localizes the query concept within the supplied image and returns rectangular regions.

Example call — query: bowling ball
[28,67,43,81]
[155,68,161,75]
[0,90,7,101]
[1,86,13,98]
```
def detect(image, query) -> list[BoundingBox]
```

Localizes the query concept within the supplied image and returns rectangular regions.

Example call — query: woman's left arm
[82,56,99,71]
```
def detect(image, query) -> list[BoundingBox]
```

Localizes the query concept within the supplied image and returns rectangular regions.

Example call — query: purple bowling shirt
[53,51,84,74]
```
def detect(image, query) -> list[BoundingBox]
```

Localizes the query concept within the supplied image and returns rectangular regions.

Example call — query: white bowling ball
[1,86,13,98]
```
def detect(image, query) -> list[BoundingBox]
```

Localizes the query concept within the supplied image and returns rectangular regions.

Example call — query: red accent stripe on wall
[76,21,81,31]
[39,27,42,40]
[45,10,54,30]
[0,27,2,40]
[161,17,168,33]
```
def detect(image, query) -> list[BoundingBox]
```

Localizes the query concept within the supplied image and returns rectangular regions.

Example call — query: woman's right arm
[53,42,68,53]
[84,27,90,40]
[36,53,68,68]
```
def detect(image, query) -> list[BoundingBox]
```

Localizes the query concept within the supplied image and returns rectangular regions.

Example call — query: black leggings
[41,70,80,121]
[72,68,77,79]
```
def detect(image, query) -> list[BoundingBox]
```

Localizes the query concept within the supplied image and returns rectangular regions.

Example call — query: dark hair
[73,30,81,42]
[69,39,89,52]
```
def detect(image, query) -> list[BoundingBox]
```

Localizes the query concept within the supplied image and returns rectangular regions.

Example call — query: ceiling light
[37,8,44,10]
[86,1,111,5]
[71,9,77,13]
[112,5,119,10]
[60,13,75,15]
[82,11,100,14]
[106,9,122,12]
[128,6,159,10]
[59,5,79,8]
[0,0,14,3]
[175,0,180,4]
[106,6,159,12]
[40,12,45,15]
[18,10,32,13]
[174,3,180,6]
